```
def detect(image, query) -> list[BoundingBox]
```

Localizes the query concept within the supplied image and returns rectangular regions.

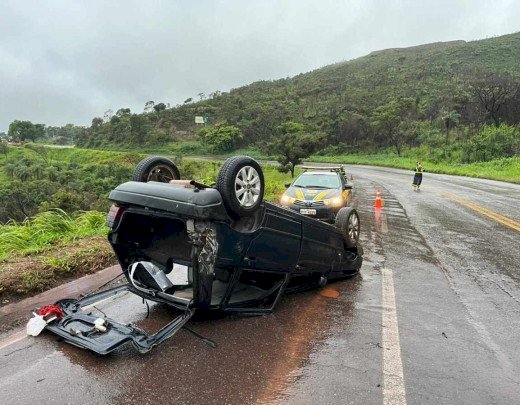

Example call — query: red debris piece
[38,305,64,320]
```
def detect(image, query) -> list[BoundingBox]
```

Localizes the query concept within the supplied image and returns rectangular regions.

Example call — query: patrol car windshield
[293,173,340,189]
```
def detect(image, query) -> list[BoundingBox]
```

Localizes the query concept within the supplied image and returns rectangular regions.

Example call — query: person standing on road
[412,162,424,191]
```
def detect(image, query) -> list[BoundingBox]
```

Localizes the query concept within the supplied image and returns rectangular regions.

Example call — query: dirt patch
[0,236,116,303]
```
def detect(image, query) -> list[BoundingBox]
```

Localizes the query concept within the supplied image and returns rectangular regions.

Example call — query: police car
[280,166,353,222]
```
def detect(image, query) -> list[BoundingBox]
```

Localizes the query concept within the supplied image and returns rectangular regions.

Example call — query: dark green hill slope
[77,32,520,150]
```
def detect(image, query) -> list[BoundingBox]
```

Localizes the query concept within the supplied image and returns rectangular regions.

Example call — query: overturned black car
[40,156,363,354]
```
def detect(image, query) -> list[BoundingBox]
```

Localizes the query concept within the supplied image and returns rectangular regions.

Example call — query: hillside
[72,32,520,153]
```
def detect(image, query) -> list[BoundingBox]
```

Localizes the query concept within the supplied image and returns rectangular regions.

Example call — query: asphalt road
[0,165,519,405]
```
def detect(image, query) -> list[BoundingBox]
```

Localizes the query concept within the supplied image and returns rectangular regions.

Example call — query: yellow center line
[438,191,520,233]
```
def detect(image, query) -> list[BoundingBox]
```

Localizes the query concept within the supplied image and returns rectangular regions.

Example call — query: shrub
[463,124,519,162]
[197,124,243,152]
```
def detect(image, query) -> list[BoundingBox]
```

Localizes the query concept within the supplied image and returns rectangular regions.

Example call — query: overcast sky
[0,0,518,132]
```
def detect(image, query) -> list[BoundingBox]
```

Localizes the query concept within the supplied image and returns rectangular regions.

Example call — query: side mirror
[343,184,353,190]
[284,183,291,188]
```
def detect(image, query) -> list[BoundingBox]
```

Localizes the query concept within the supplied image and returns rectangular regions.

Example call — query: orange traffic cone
[374,189,383,207]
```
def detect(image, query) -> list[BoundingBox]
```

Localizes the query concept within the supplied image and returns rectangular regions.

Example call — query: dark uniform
[412,164,423,190]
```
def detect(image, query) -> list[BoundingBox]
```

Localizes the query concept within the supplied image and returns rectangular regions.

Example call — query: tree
[333,112,369,147]
[116,108,131,117]
[0,180,57,222]
[471,74,519,127]
[153,102,166,112]
[263,121,323,177]
[130,114,148,144]
[197,124,243,152]
[463,124,519,162]
[91,117,104,129]
[144,100,155,112]
[184,98,193,104]
[440,110,461,148]
[8,120,45,142]
[103,109,114,121]
[0,141,7,156]
[370,98,416,156]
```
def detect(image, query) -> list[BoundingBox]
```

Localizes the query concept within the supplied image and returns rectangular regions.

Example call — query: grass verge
[307,154,520,183]
[0,210,115,301]
[0,236,116,300]
[0,209,108,262]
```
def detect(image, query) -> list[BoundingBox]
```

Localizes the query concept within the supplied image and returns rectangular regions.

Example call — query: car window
[293,173,340,188]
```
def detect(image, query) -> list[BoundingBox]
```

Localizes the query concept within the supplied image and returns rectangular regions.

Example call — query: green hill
[73,32,520,154]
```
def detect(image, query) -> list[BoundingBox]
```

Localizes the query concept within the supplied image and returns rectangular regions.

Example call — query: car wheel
[216,156,264,218]
[335,207,360,248]
[132,156,180,183]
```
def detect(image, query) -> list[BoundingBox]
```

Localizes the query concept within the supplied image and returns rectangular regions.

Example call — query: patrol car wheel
[133,156,180,183]
[335,207,360,248]
[216,156,265,219]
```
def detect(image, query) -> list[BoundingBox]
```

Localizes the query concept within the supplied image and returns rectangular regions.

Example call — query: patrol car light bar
[301,166,344,172]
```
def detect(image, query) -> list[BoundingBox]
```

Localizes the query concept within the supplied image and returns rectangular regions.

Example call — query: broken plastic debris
[26,314,47,336]
[94,318,107,333]
[27,312,58,336]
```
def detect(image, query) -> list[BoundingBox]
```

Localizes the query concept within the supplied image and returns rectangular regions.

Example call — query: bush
[197,124,243,152]
[463,124,519,162]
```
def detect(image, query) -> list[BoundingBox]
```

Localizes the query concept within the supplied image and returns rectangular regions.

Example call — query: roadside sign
[203,116,209,124]
[195,116,204,124]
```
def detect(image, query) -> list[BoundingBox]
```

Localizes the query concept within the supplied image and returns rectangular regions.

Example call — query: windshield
[293,173,340,189]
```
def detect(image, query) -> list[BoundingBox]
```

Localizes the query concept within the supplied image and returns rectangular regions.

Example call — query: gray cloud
[0,0,519,131]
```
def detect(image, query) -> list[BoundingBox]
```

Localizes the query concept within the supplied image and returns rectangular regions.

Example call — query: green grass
[307,154,520,183]
[262,165,301,201]
[86,141,272,160]
[0,209,108,261]
[90,141,208,156]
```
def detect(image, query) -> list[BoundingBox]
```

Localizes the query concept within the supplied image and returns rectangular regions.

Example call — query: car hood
[285,186,341,201]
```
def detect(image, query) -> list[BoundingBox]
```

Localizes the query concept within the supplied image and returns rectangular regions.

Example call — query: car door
[244,204,302,272]
[297,217,343,274]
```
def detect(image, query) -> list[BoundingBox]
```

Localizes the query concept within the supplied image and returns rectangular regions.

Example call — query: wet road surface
[0,166,519,405]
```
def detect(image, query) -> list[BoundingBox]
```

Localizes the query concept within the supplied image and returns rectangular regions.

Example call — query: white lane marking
[0,330,27,351]
[382,268,407,405]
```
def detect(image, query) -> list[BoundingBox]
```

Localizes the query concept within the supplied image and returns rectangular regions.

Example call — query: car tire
[335,207,360,248]
[132,156,180,183]
[216,156,265,219]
